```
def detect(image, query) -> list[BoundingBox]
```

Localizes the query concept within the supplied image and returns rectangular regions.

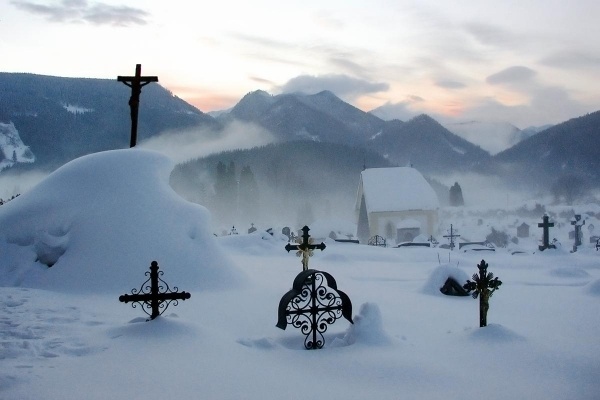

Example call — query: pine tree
[449,182,464,206]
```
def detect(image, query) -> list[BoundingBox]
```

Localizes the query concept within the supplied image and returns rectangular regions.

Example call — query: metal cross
[571,214,585,251]
[277,269,353,349]
[443,224,460,250]
[285,225,326,271]
[538,214,555,251]
[119,261,191,320]
[117,64,158,148]
[463,260,502,327]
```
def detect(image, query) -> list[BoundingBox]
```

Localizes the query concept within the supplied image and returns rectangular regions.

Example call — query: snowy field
[1,150,599,399]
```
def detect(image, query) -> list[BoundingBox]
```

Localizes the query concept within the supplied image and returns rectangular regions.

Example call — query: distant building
[355,167,439,244]
[517,222,530,238]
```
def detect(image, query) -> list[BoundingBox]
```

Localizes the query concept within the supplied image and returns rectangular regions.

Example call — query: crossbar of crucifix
[119,261,190,320]
[117,64,158,148]
[285,225,326,271]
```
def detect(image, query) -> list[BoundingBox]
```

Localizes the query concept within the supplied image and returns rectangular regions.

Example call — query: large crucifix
[285,225,326,271]
[117,64,158,148]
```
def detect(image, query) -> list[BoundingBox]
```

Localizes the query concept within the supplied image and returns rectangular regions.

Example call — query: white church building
[355,167,440,244]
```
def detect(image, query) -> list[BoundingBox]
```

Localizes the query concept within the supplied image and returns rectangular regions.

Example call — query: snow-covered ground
[1,150,599,399]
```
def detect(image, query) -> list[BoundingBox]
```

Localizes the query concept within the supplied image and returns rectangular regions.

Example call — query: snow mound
[107,315,200,340]
[422,264,470,296]
[585,279,600,297]
[332,302,392,347]
[467,324,526,343]
[549,267,591,278]
[0,149,244,293]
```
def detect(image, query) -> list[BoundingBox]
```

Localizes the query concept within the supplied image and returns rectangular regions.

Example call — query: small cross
[538,214,555,251]
[443,224,460,250]
[117,64,158,148]
[119,261,190,320]
[285,225,326,271]
[463,259,502,327]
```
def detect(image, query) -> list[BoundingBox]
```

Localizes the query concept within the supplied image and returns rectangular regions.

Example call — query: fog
[138,120,276,164]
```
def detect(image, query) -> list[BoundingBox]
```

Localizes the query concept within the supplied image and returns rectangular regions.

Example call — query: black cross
[117,64,158,148]
[463,259,502,327]
[119,261,190,320]
[538,214,555,251]
[443,224,460,250]
[276,269,353,349]
[285,225,326,271]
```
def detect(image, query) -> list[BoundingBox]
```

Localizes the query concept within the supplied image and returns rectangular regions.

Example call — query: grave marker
[117,64,158,148]
[119,261,191,320]
[463,260,502,327]
[538,214,556,251]
[571,214,585,252]
[285,225,325,271]
[443,224,460,250]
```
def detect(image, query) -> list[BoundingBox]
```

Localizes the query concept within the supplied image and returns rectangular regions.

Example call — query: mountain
[0,73,219,170]
[370,114,491,175]
[221,90,385,146]
[494,111,600,186]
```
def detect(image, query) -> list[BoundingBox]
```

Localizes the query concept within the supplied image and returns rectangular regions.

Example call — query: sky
[1,0,600,128]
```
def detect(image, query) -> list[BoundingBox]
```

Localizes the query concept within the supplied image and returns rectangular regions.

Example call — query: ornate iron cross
[119,261,191,320]
[117,64,158,148]
[285,225,326,271]
[463,260,502,327]
[277,269,353,349]
[571,214,585,251]
[538,214,555,251]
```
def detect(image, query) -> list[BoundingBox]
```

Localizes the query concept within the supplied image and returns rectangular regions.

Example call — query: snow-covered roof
[359,167,439,213]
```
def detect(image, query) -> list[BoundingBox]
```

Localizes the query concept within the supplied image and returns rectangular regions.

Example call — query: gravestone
[282,226,291,240]
[538,214,556,251]
[440,277,470,296]
[119,261,191,320]
[248,223,257,234]
[229,226,238,235]
[517,222,529,238]
[368,235,386,247]
[117,64,158,148]
[463,260,502,327]
[571,214,585,252]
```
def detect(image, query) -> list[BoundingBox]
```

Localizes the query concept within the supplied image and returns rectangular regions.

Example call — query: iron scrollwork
[277,269,353,349]
[119,261,191,320]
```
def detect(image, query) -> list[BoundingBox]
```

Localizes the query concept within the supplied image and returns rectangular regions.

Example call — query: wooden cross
[463,259,502,327]
[119,261,190,320]
[538,214,555,251]
[117,64,158,148]
[285,225,326,271]
[443,224,460,250]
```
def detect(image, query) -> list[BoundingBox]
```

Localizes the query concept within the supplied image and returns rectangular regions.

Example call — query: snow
[1,150,600,399]
[0,122,35,170]
[62,104,94,114]
[360,167,439,212]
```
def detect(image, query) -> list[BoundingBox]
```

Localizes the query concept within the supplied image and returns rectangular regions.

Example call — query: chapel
[355,167,440,244]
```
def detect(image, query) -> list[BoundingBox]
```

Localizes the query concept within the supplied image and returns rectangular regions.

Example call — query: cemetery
[0,64,598,397]
[0,147,599,399]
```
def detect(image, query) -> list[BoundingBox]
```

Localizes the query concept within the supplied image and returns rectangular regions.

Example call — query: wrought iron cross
[119,261,191,320]
[117,64,158,148]
[285,225,326,271]
[538,214,555,251]
[277,269,353,349]
[443,224,460,250]
[463,259,502,327]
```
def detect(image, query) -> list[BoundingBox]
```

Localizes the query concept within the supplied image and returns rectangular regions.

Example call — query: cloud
[278,74,389,101]
[10,0,150,26]
[464,22,516,47]
[486,66,537,85]
[368,96,424,122]
[435,80,467,89]
[540,50,600,70]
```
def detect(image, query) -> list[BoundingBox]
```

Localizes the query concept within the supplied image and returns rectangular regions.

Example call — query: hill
[0,72,219,170]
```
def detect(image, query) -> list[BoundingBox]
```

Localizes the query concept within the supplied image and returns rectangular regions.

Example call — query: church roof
[358,167,439,213]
